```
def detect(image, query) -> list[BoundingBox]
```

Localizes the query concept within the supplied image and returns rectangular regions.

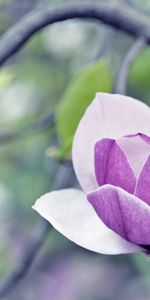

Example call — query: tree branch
[0,162,76,298]
[0,1,149,297]
[0,2,150,66]
[0,219,51,298]
[115,37,146,94]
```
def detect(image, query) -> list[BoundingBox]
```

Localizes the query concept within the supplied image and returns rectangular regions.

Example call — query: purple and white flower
[33,93,150,255]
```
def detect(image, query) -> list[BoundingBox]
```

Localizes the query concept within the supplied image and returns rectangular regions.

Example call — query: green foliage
[128,47,150,104]
[56,58,112,157]
[0,68,14,88]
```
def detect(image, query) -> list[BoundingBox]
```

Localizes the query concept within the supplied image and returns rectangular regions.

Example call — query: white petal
[32,188,140,255]
[72,93,150,192]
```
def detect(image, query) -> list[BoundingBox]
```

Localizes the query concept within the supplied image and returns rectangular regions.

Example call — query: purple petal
[32,188,140,254]
[135,155,150,205]
[117,134,150,178]
[72,93,150,192]
[88,185,150,245]
[95,139,136,193]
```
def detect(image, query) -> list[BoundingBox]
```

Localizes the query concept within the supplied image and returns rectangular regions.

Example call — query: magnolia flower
[33,93,150,255]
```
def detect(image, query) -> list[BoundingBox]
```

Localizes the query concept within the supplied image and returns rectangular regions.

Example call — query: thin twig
[0,2,150,66]
[0,112,54,145]
[0,1,148,297]
[115,37,146,94]
[0,219,51,298]
[0,162,76,298]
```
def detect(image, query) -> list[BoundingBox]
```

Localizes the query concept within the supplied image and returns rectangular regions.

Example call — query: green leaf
[56,58,112,157]
[0,68,14,88]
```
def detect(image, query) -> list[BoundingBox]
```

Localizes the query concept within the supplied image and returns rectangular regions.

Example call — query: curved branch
[0,2,150,65]
[115,37,146,94]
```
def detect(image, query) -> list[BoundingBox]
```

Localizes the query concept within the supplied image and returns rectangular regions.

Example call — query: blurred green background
[1,0,150,299]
